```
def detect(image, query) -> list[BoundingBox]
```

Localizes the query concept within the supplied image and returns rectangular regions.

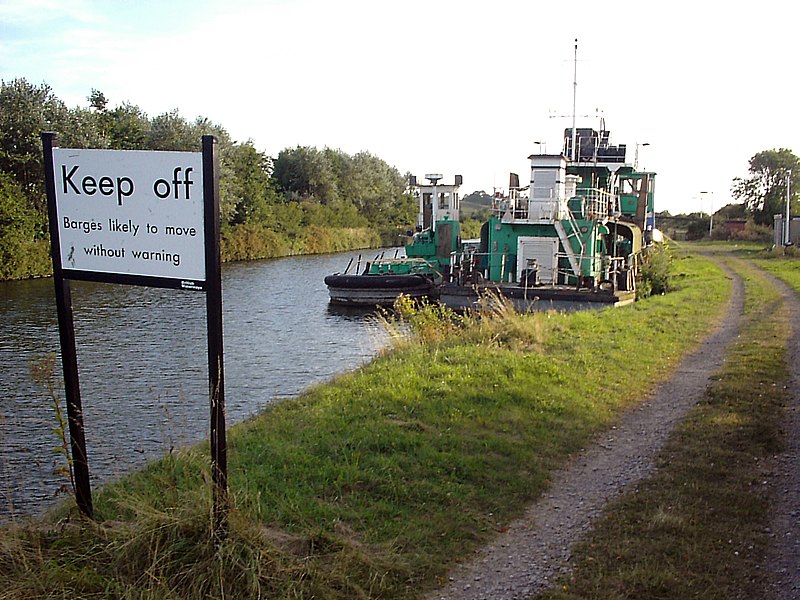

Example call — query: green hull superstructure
[482,216,614,285]
[473,127,655,292]
[403,219,460,273]
[366,256,443,278]
[369,173,463,277]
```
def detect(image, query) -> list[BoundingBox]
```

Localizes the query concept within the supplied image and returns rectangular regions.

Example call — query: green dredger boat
[325,124,656,308]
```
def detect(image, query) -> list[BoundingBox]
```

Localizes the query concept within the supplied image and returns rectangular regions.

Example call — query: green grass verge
[1,250,732,598]
[749,255,800,294]
[536,253,789,599]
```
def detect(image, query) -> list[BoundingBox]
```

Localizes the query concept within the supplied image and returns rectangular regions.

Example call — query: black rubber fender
[324,273,434,290]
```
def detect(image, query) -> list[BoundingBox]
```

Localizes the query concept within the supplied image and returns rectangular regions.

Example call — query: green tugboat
[441,124,657,310]
[324,128,657,310]
[324,174,463,306]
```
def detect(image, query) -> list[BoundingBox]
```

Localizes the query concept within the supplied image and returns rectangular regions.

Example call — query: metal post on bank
[41,132,94,519]
[203,135,228,536]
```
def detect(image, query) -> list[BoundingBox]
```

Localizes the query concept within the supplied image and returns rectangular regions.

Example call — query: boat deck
[439,283,635,312]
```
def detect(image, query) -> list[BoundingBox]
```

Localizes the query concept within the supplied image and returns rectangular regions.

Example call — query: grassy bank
[747,247,800,292]
[1,249,732,598]
[537,252,790,599]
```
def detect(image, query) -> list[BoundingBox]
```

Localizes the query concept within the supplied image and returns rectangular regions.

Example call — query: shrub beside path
[427,264,746,600]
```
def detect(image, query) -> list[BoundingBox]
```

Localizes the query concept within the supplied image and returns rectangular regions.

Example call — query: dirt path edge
[427,261,744,600]
[758,272,800,600]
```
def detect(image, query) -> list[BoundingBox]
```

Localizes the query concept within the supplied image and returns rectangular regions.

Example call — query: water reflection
[326,303,383,322]
[0,249,392,521]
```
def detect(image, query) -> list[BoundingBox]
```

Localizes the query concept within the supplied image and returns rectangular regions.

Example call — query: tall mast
[571,38,578,162]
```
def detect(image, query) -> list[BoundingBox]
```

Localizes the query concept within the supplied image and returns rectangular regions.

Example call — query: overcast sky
[2,0,797,216]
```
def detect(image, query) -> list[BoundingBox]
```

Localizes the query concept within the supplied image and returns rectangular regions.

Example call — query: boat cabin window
[438,192,450,209]
[620,178,641,195]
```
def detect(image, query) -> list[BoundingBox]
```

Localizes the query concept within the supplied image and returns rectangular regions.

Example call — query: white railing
[448,248,640,289]
[574,188,615,219]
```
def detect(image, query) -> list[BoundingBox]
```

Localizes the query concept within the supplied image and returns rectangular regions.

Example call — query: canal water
[0,249,392,521]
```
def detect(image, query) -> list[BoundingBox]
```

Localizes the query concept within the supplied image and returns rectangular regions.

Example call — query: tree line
[732,148,799,227]
[0,78,416,279]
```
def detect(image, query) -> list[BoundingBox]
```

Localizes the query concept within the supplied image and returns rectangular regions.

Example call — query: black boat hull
[324,273,437,306]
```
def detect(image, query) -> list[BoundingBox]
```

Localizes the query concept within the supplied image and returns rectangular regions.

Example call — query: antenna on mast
[571,38,578,163]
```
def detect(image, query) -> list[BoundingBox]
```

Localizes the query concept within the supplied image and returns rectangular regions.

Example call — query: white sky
[2,0,798,215]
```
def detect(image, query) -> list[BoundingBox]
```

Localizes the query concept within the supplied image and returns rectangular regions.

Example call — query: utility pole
[700,191,714,237]
[786,170,792,245]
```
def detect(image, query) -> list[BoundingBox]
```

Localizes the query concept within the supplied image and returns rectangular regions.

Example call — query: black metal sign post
[202,135,228,536]
[42,132,94,519]
[41,134,228,533]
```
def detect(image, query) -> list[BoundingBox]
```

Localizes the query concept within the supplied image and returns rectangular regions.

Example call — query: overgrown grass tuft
[1,250,732,598]
[381,290,554,352]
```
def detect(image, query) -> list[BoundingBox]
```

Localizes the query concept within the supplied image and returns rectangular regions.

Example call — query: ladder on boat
[554,210,584,278]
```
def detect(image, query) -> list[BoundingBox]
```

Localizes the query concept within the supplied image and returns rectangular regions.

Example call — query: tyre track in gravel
[758,271,800,600]
[427,260,744,600]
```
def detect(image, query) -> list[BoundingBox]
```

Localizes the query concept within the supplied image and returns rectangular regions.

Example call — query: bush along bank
[0,250,732,599]
[220,223,383,262]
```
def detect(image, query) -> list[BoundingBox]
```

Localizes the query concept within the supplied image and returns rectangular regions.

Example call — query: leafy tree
[273,146,413,231]
[271,145,307,198]
[223,142,279,226]
[731,148,800,225]
[323,199,368,228]
[0,172,50,278]
[343,151,407,223]
[686,216,711,240]
[58,106,108,149]
[88,89,108,112]
[147,109,198,151]
[272,146,340,203]
[191,116,232,146]
[714,202,747,221]
[0,78,69,208]
[103,102,150,149]
[271,200,304,237]
[460,190,493,218]
[460,218,484,239]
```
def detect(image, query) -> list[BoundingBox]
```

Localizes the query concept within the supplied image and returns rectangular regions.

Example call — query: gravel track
[427,264,745,600]
[761,273,800,599]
